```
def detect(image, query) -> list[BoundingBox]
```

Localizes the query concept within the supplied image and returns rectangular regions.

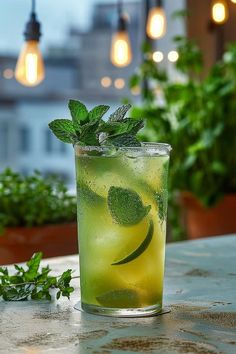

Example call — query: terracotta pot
[0,222,78,265]
[180,192,236,239]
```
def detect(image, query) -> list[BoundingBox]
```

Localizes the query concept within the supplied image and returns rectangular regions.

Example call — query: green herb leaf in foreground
[48,100,144,147]
[106,134,141,147]
[68,99,88,127]
[48,119,77,144]
[88,105,110,121]
[79,120,100,146]
[112,219,154,265]
[108,186,151,225]
[0,253,75,301]
[108,104,132,122]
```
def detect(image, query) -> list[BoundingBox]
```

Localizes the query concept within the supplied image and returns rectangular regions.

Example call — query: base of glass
[75,301,169,318]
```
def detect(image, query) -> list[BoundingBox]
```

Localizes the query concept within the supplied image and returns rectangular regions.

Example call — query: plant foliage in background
[130,37,236,239]
[0,169,76,234]
[0,252,75,301]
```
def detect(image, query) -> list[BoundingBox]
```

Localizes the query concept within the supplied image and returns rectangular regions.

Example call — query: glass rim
[74,142,172,156]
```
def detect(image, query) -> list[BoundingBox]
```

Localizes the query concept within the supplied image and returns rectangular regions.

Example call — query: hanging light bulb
[146,0,166,39]
[211,0,229,24]
[110,1,132,67]
[15,0,45,87]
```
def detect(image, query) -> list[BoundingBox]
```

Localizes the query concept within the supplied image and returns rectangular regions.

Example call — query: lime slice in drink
[111,220,154,265]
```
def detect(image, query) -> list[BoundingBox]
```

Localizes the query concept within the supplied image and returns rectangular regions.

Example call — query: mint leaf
[79,120,100,146]
[57,269,74,299]
[112,220,154,265]
[48,119,77,144]
[109,104,131,122]
[125,118,144,135]
[154,161,169,221]
[99,119,144,137]
[88,105,110,120]
[77,182,105,206]
[108,186,151,225]
[155,191,168,221]
[68,99,88,130]
[96,289,140,307]
[25,252,42,281]
[107,134,141,147]
[98,118,144,147]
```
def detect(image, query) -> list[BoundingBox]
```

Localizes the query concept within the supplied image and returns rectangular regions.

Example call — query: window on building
[0,121,9,161]
[45,130,53,153]
[19,126,30,153]
[45,129,67,155]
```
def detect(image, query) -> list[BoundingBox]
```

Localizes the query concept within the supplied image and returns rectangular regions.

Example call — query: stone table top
[0,235,235,354]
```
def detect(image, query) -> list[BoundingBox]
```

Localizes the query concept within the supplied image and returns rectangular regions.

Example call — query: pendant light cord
[157,0,163,7]
[32,0,36,14]
[118,0,123,16]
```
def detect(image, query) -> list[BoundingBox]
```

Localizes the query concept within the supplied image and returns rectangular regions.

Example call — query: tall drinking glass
[75,143,171,317]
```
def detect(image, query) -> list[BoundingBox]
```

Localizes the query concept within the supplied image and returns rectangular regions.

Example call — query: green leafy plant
[0,169,76,234]
[49,101,144,147]
[0,253,76,301]
[129,37,236,239]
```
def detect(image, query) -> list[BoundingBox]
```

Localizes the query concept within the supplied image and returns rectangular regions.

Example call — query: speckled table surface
[0,235,235,354]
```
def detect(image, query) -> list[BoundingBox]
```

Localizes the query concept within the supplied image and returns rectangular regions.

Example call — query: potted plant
[0,169,77,264]
[129,38,236,239]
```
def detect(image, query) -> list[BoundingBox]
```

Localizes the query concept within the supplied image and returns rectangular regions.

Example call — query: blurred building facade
[0,0,185,187]
[0,56,79,184]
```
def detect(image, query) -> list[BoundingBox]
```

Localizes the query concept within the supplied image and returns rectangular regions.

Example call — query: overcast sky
[0,0,119,54]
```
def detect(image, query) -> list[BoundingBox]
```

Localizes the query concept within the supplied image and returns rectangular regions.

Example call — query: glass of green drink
[75,142,171,317]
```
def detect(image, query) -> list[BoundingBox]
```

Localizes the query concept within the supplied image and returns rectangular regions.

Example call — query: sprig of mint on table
[48,100,144,147]
[0,253,77,301]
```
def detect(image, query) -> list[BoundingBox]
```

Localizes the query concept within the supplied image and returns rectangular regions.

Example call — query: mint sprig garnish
[79,120,100,146]
[69,99,88,125]
[107,186,151,225]
[48,119,77,144]
[108,103,132,122]
[107,134,141,147]
[48,100,144,148]
[99,118,144,137]
[0,253,76,301]
[88,104,110,121]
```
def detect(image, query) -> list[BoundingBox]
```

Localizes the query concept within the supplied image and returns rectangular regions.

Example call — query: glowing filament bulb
[110,31,132,67]
[15,40,45,87]
[212,0,228,24]
[146,7,166,39]
[25,53,37,84]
